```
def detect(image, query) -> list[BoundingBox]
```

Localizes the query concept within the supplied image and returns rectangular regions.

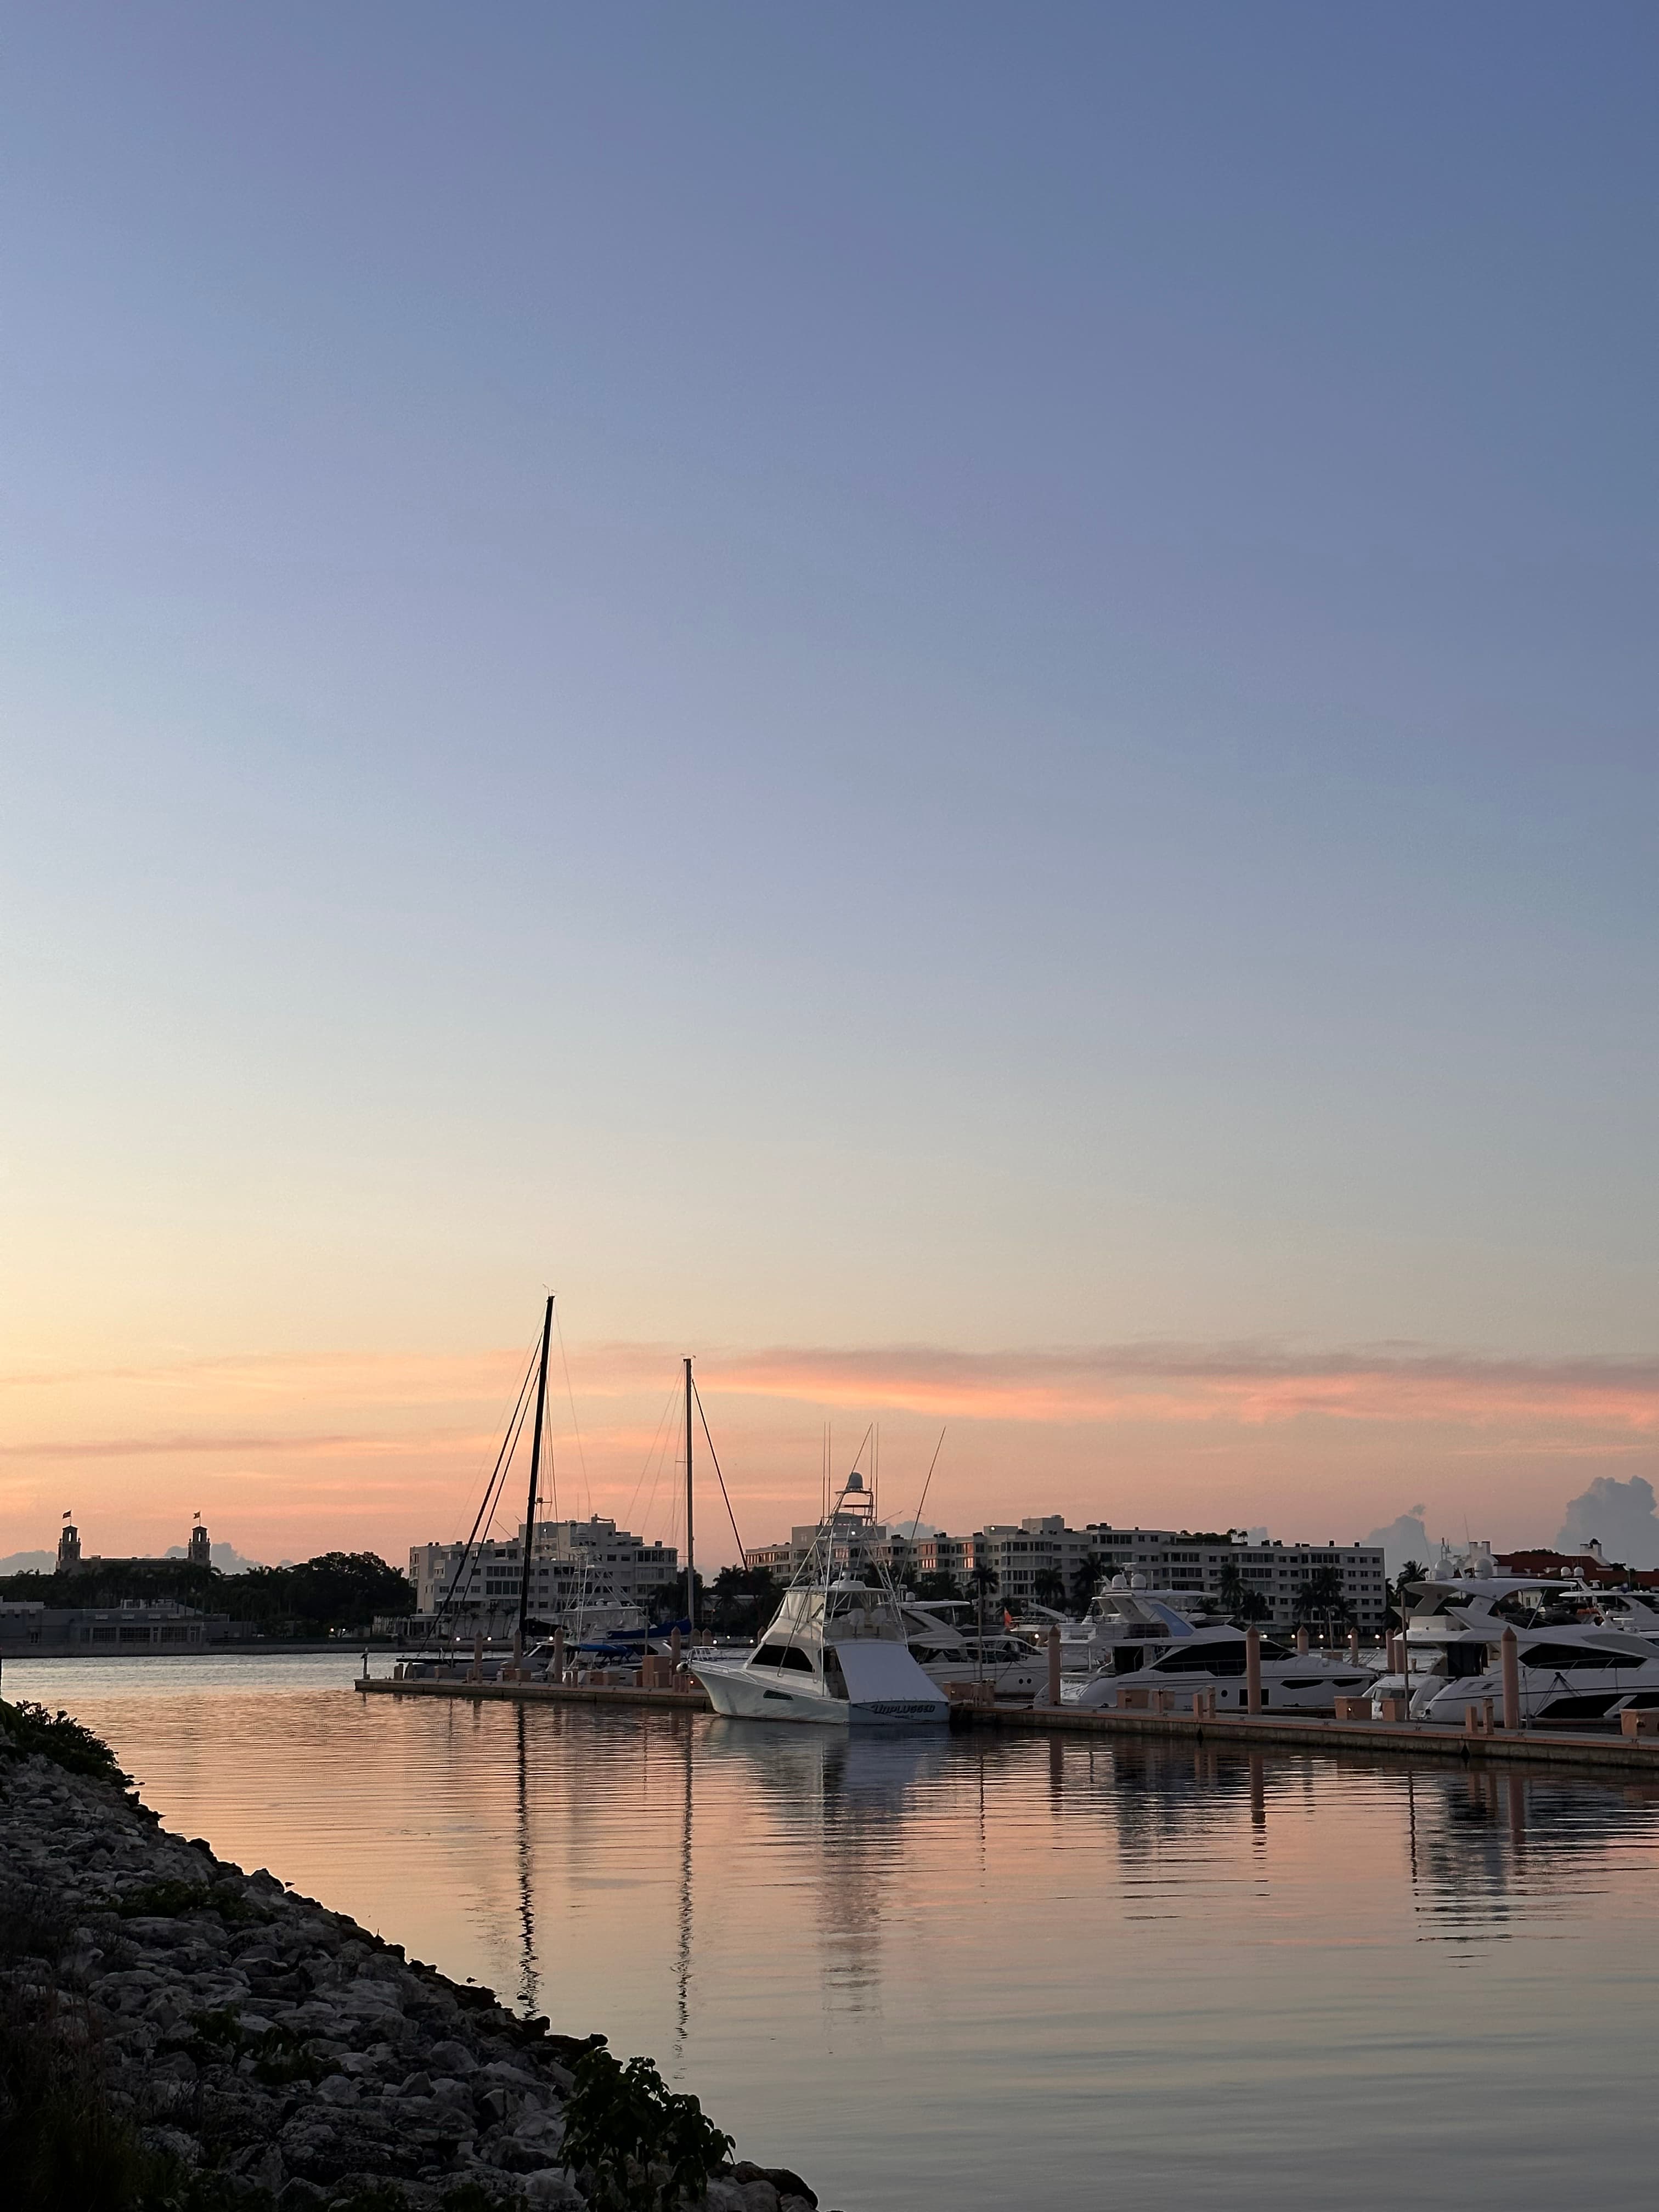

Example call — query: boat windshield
[826,1583,893,1625]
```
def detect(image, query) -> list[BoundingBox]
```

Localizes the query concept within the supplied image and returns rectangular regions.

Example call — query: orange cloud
[700,1342,1659,1435]
[3,1337,1654,1566]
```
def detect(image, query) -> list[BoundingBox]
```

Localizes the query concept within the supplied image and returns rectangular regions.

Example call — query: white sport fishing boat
[690,1473,948,1728]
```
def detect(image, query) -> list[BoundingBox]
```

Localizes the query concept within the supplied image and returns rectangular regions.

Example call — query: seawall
[0,1714,816,2212]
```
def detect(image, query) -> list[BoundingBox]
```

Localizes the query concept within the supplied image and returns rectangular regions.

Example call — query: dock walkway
[354,1674,1659,1774]
[356,1675,709,1711]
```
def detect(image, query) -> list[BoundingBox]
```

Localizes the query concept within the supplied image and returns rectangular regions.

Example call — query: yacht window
[1519,1643,1633,1671]
[1537,1691,1622,1720]
[751,1644,787,1667]
[1154,1646,1246,1675]
[778,1647,816,1674]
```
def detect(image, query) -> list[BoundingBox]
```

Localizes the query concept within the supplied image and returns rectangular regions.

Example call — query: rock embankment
[0,1734,819,2212]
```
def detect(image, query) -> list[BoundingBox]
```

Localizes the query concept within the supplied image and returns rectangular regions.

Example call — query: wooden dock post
[1501,1626,1520,1731]
[1246,1626,1262,1715]
[552,1627,565,1684]
[1047,1626,1061,1708]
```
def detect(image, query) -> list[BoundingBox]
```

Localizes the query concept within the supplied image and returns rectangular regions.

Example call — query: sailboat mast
[516,1296,555,1645]
[684,1355,696,1636]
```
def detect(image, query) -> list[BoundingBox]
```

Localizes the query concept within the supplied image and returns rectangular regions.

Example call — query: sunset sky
[3,5,1654,1570]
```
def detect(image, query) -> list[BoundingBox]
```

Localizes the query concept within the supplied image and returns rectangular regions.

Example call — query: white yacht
[1066,1617,1373,1713]
[690,1474,948,1727]
[900,1601,1051,1701]
[1381,1572,1637,1717]
[1058,1577,1226,1677]
[1412,1623,1659,1726]
[1390,1575,1659,1726]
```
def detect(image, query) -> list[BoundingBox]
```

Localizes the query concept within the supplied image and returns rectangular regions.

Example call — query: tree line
[0,1553,415,1638]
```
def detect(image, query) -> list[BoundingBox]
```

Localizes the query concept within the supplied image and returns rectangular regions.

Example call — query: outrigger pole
[516,1296,555,1646]
[684,1355,696,1637]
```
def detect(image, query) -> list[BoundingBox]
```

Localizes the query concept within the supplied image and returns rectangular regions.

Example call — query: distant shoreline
[0,1643,398,1663]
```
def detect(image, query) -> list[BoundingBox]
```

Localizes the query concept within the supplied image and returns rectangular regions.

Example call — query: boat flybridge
[690,1473,948,1727]
[1383,1573,1659,1726]
[1058,1577,1226,1675]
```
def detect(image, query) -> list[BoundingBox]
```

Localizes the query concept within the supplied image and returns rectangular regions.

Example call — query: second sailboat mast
[516,1296,554,1645]
[684,1354,696,1635]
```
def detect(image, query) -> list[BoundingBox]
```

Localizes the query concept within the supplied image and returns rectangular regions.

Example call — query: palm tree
[968,1559,1000,1638]
[1068,1559,1103,1617]
[1031,1568,1067,1610]
[913,1571,962,1603]
[706,1564,781,1633]
[1387,1560,1426,1635]
[1215,1559,1270,1626]
[1294,1567,1353,1647]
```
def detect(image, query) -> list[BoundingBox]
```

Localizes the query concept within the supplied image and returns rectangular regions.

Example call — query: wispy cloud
[702,1341,1659,1432]
[3,1341,1654,1480]
[0,1430,486,1462]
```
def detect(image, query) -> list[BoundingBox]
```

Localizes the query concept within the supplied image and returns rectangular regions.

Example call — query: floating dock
[357,1675,709,1711]
[354,1674,1659,1773]
[949,1699,1659,1773]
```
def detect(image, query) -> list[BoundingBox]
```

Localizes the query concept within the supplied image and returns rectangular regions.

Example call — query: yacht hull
[1070,1659,1373,1714]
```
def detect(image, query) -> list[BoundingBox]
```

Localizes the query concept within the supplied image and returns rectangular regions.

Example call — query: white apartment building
[749,1513,1385,1632]
[747,1519,909,1583]
[410,1517,680,1628]
[1077,1525,1386,1631]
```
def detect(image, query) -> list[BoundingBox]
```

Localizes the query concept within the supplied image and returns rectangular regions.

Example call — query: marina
[12,1647,1659,2212]
[370,1356,1659,1781]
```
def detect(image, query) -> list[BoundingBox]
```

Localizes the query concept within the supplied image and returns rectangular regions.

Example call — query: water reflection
[515,1705,538,2016]
[706,1720,955,2010]
[13,1658,1659,2212]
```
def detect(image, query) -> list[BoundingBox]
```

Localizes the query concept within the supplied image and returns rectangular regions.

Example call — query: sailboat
[689,1469,949,1726]
[403,1302,691,1676]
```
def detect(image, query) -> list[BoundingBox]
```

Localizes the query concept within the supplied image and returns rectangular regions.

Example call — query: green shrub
[118,1877,267,1927]
[120,1879,212,1920]
[562,2042,733,2212]
[0,1699,129,1784]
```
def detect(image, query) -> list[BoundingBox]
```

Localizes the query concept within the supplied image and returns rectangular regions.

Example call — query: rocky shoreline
[0,1704,820,2212]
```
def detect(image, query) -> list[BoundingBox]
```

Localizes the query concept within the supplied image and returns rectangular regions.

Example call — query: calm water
[9,1653,1659,2209]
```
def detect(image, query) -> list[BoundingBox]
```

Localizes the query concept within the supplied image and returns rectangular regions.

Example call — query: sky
[2,3,1654,1572]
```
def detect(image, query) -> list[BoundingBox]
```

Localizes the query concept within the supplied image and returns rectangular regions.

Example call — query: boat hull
[692,1655,948,1728]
